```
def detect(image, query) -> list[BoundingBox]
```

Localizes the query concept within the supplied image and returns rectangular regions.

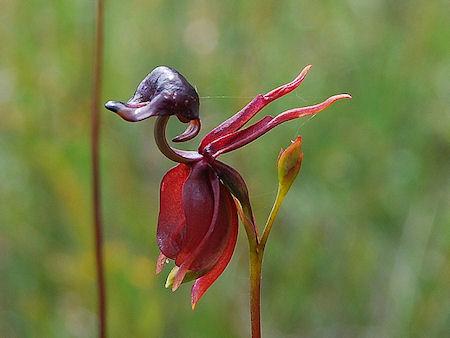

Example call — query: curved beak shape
[105,100,156,122]
[172,118,201,142]
[105,100,202,143]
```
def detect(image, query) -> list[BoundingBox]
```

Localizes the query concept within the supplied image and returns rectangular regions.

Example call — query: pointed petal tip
[338,93,352,100]
[156,252,167,274]
[326,93,352,104]
[171,265,188,291]
[171,278,181,291]
[191,291,200,310]
[293,64,313,83]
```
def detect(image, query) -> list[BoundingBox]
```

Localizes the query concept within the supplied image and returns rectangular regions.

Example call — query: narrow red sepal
[199,65,312,151]
[205,94,351,157]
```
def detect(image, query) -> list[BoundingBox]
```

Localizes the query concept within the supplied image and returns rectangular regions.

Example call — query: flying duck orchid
[105,65,351,309]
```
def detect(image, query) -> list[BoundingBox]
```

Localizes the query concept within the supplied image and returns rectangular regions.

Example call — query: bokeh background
[1,0,450,337]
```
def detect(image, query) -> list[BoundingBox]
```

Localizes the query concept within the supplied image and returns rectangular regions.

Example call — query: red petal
[199,65,312,151]
[188,183,235,271]
[175,162,216,268]
[205,94,351,157]
[191,187,238,309]
[173,172,238,291]
[157,163,191,259]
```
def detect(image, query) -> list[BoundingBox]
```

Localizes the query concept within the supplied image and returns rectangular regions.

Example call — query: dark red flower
[105,65,350,308]
[155,160,239,307]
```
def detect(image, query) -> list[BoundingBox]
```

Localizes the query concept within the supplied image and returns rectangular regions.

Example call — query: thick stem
[91,0,106,337]
[249,249,263,338]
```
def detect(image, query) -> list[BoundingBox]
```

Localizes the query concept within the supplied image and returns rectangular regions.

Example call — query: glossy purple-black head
[105,66,201,142]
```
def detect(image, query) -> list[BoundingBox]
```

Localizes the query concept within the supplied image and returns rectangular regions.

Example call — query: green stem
[247,185,287,338]
[249,248,263,338]
[260,187,285,250]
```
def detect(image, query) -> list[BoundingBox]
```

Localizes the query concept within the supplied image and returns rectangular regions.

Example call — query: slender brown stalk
[90,0,106,337]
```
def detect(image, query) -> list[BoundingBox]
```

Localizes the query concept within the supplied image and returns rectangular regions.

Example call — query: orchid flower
[105,65,351,310]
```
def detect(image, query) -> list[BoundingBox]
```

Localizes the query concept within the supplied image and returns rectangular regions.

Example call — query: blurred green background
[1,0,450,337]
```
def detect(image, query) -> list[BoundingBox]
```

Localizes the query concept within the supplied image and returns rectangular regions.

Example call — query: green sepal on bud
[277,136,303,198]
[259,137,304,248]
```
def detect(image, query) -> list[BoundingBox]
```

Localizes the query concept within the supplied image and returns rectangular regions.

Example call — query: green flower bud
[277,136,303,197]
